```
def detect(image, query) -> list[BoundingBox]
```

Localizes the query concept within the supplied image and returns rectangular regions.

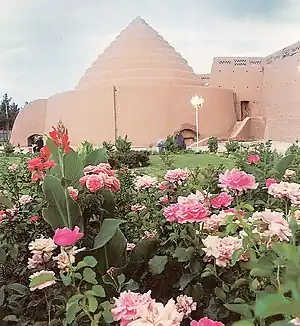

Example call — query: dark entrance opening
[240,101,250,120]
[27,134,41,146]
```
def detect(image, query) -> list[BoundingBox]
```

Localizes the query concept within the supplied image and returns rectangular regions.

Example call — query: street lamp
[190,95,204,151]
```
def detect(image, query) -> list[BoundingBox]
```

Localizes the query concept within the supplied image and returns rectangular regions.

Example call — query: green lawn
[137,153,234,177]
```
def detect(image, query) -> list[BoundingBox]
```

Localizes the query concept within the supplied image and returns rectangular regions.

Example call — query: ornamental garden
[1,122,300,325]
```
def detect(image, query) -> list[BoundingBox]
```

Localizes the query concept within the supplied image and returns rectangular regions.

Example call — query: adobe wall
[42,86,235,148]
[263,41,300,141]
[10,99,47,146]
[44,88,115,146]
[210,57,264,117]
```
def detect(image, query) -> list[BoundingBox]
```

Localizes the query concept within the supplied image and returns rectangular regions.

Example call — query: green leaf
[68,294,84,303]
[7,283,29,295]
[148,255,168,274]
[0,192,12,208]
[43,175,83,229]
[83,256,98,267]
[125,279,139,291]
[179,274,194,290]
[173,247,194,262]
[275,154,295,177]
[102,309,113,324]
[29,273,56,289]
[65,302,79,324]
[224,303,253,318]
[131,237,159,261]
[63,149,84,188]
[231,278,248,290]
[93,219,124,249]
[117,274,126,286]
[91,285,105,297]
[250,268,273,277]
[87,295,98,313]
[61,275,72,286]
[0,248,6,263]
[0,285,5,306]
[83,268,97,284]
[84,148,108,166]
[232,321,255,326]
[231,249,245,265]
[214,287,226,302]
[269,322,290,326]
[254,294,299,318]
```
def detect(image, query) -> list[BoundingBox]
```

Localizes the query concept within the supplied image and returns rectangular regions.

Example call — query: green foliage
[225,140,240,153]
[164,135,180,153]
[109,150,150,169]
[115,135,132,153]
[3,142,15,156]
[208,137,218,153]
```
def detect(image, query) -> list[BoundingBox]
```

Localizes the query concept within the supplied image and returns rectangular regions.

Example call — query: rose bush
[0,126,300,325]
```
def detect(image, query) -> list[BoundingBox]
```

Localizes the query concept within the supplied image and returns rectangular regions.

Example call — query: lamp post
[190,95,204,151]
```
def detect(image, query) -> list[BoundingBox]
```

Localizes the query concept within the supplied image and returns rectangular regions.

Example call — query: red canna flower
[62,131,70,153]
[40,145,51,161]
[49,127,60,147]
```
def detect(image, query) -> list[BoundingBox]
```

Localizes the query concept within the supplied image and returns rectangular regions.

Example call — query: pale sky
[1,0,300,104]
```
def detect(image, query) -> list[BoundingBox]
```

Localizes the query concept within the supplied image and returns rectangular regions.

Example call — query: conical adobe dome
[75,16,202,90]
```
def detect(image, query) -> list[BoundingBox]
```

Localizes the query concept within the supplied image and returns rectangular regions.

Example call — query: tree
[0,94,21,130]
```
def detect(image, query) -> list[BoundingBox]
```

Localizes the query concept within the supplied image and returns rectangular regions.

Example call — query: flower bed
[0,123,300,325]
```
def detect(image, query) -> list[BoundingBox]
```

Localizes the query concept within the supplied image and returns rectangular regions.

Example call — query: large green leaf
[275,154,295,178]
[148,255,168,274]
[131,237,159,261]
[224,303,253,318]
[84,148,108,166]
[42,175,83,229]
[63,149,84,188]
[254,294,299,318]
[93,219,124,249]
[0,192,12,208]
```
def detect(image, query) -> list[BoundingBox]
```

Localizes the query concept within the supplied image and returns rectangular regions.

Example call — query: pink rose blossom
[111,290,153,323]
[53,226,84,247]
[211,192,233,209]
[29,216,39,223]
[27,253,51,269]
[79,175,89,186]
[86,174,105,192]
[84,163,114,176]
[8,163,18,172]
[250,210,291,241]
[248,154,260,164]
[126,243,136,251]
[128,298,184,326]
[19,195,32,205]
[284,169,296,178]
[159,196,169,204]
[67,186,79,201]
[176,295,197,317]
[218,169,258,192]
[202,235,244,267]
[142,231,157,239]
[266,178,277,188]
[164,168,190,184]
[203,211,231,231]
[135,175,158,190]
[190,317,225,326]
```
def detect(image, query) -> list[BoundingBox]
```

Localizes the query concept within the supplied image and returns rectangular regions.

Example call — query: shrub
[115,135,131,153]
[208,137,218,153]
[225,140,240,153]
[3,142,15,156]
[108,150,150,169]
[164,135,180,153]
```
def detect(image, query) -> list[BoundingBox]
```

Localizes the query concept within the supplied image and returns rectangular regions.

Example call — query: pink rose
[163,204,180,222]
[53,226,84,247]
[79,175,89,186]
[86,174,104,192]
[164,168,190,184]
[68,186,79,201]
[126,243,136,251]
[218,169,258,192]
[248,154,260,164]
[160,195,169,204]
[266,178,277,188]
[29,216,39,223]
[190,317,225,326]
[211,192,233,209]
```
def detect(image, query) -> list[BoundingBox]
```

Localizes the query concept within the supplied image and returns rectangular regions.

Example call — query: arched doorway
[27,134,41,146]
[180,129,197,147]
